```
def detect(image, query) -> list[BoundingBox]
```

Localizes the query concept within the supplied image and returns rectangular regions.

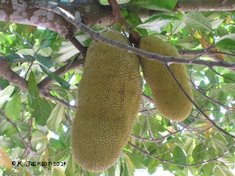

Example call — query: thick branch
[0,1,71,36]
[108,0,123,24]
[0,0,234,36]
[176,0,235,12]
[0,59,27,91]
[51,7,235,70]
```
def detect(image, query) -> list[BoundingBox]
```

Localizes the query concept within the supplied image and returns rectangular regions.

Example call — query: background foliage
[0,0,235,175]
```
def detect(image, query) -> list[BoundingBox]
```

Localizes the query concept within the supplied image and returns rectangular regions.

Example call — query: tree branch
[0,59,27,91]
[51,7,235,70]
[0,1,235,69]
[1,0,235,36]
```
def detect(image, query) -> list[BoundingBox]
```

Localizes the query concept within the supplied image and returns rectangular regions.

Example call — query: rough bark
[0,0,234,38]
[0,1,70,36]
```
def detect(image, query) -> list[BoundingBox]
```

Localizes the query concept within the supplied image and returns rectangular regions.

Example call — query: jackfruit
[139,36,193,121]
[71,30,141,172]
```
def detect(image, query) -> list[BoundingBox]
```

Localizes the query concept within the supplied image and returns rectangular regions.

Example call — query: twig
[140,107,156,113]
[108,0,123,24]
[191,46,215,61]
[51,7,235,70]
[210,66,235,82]
[190,79,235,111]
[40,90,76,109]
[0,110,35,154]
[131,129,182,143]
[179,49,235,58]
[142,93,154,104]
[66,27,87,57]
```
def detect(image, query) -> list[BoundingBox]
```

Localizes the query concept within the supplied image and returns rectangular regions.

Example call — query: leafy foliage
[0,1,235,176]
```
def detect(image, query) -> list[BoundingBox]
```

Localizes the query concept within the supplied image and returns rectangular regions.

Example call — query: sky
[135,168,174,176]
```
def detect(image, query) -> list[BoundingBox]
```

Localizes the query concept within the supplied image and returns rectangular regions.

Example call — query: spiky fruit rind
[71,30,141,172]
[139,36,193,121]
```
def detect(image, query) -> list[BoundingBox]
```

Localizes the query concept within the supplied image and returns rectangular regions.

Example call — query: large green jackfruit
[139,36,193,121]
[71,30,141,172]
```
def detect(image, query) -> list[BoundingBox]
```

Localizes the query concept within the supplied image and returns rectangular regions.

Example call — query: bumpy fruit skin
[71,30,141,172]
[139,36,193,121]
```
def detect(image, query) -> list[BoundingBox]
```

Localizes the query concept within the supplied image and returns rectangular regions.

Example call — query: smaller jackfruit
[139,36,193,121]
[71,30,141,172]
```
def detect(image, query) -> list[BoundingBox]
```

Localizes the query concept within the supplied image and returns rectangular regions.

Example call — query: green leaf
[27,72,54,126]
[201,162,215,176]
[184,13,212,32]
[65,155,79,176]
[214,165,234,176]
[5,93,22,120]
[0,85,15,108]
[121,9,142,28]
[27,72,39,98]
[137,14,173,33]
[32,97,54,126]
[125,154,135,176]
[47,104,65,132]
[222,73,235,83]
[6,53,34,63]
[172,20,186,35]
[40,66,70,89]
[52,41,79,63]
[173,146,186,164]
[183,139,195,155]
[106,165,116,176]
[147,159,160,174]
[211,19,224,29]
[192,144,205,162]
[40,32,59,48]
[51,138,67,151]
[216,34,235,51]
[0,79,9,89]
[143,84,152,97]
[127,151,145,169]
[149,115,166,134]
[130,0,178,11]
[0,120,17,137]
[34,54,54,68]
[220,83,235,94]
